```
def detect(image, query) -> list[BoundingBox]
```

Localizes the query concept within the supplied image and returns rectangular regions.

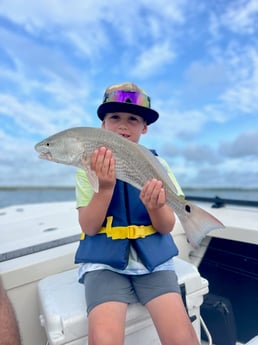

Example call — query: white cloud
[220,48,258,113]
[0,92,93,138]
[219,130,258,157]
[132,41,176,78]
[222,0,258,34]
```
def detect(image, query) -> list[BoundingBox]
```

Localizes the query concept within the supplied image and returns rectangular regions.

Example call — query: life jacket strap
[80,216,156,240]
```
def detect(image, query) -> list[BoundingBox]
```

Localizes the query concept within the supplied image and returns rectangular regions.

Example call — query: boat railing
[186,195,258,208]
[0,234,80,263]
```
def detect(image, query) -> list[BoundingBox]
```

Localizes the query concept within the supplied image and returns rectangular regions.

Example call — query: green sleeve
[75,168,94,208]
[157,157,184,197]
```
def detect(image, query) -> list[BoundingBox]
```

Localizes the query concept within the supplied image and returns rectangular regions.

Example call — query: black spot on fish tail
[185,204,191,213]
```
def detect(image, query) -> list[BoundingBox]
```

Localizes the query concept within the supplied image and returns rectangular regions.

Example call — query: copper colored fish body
[35,127,224,247]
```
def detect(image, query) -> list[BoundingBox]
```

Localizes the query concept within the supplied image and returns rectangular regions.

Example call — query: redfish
[35,127,224,247]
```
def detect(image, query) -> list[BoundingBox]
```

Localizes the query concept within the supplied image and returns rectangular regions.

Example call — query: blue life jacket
[74,155,178,271]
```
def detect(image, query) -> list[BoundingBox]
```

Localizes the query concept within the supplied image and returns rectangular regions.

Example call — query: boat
[0,196,258,345]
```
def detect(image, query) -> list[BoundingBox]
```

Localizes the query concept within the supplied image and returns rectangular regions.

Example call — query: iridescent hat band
[97,82,159,125]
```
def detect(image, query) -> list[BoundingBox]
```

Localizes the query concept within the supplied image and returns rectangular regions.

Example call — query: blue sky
[0,0,258,188]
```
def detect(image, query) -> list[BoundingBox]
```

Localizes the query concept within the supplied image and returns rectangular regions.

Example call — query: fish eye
[46,142,50,146]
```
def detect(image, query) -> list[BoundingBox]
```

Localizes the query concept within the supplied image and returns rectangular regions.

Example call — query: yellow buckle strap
[103,224,156,239]
[80,216,156,240]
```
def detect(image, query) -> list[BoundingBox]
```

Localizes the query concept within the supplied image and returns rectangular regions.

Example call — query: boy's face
[102,112,147,143]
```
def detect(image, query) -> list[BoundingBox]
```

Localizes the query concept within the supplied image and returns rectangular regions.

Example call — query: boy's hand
[90,147,116,190]
[140,178,166,210]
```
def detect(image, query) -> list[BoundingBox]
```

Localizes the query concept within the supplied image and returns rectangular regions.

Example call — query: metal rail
[0,234,80,262]
[186,195,258,208]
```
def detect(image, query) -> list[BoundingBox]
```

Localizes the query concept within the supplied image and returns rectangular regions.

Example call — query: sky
[0,0,258,189]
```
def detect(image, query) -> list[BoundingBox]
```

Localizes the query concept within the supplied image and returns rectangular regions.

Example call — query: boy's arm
[140,178,176,234]
[78,147,116,235]
[78,148,176,235]
[0,278,21,345]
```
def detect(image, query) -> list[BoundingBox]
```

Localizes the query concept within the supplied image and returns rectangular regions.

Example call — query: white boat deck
[0,201,80,257]
[1,200,257,345]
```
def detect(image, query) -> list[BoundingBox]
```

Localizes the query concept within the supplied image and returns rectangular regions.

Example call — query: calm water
[0,188,76,209]
[0,187,257,209]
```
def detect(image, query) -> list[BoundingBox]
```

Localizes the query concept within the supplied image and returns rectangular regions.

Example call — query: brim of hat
[97,102,159,125]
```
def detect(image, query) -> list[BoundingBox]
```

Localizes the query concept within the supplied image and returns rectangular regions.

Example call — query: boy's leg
[84,270,138,345]
[132,271,200,345]
[88,301,127,345]
[146,292,200,345]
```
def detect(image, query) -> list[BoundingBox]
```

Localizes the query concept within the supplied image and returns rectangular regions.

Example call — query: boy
[75,82,200,345]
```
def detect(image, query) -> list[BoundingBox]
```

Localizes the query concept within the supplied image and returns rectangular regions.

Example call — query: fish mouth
[39,152,52,160]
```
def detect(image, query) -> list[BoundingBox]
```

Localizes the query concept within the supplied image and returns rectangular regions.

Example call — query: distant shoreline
[0,186,257,191]
[0,186,76,191]
[1,186,257,209]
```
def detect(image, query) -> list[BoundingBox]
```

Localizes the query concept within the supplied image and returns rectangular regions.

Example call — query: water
[0,187,76,208]
[0,187,257,209]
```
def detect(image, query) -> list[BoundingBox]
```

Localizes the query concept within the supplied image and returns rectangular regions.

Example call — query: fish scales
[35,127,225,247]
[65,127,176,194]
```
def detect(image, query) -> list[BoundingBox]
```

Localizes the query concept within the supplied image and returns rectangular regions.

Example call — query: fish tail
[176,201,225,248]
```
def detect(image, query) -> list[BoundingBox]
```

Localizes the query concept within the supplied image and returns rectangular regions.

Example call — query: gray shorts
[83,269,181,314]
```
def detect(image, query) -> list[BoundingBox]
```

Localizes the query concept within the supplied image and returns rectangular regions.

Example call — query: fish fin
[81,155,99,193]
[177,201,225,248]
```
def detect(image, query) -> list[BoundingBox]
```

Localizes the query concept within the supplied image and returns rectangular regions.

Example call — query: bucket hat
[97,82,159,125]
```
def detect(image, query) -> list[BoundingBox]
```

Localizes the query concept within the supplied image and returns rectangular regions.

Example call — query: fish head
[34,130,85,167]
